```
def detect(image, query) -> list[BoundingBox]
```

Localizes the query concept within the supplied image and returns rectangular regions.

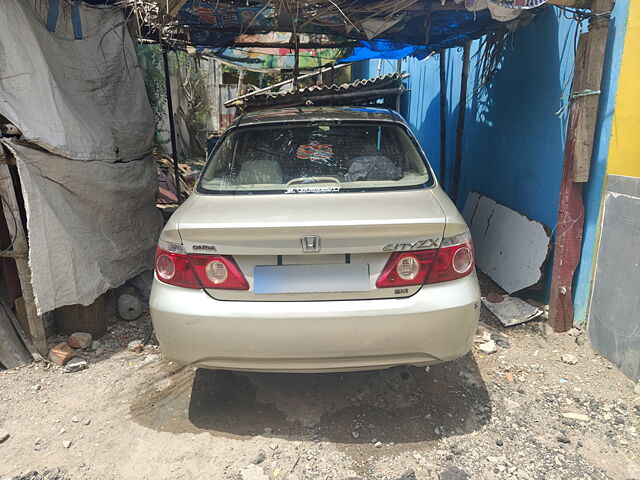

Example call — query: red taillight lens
[154,248,200,288]
[154,244,249,290]
[155,253,176,280]
[189,254,249,290]
[376,232,474,288]
[425,234,475,285]
[376,250,437,288]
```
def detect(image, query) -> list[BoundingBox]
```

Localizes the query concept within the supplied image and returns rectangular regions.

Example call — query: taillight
[154,243,200,289]
[189,254,249,290]
[425,232,474,284]
[154,240,249,290]
[376,232,474,288]
[376,250,437,288]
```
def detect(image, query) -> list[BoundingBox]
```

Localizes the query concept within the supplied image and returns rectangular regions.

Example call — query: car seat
[235,160,283,185]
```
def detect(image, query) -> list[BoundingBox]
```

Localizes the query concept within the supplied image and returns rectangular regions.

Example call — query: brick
[68,332,93,349]
[48,342,76,366]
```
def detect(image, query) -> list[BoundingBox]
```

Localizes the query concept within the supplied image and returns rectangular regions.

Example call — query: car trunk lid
[175,189,446,300]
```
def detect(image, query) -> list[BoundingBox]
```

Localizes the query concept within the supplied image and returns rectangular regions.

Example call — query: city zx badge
[383,237,441,251]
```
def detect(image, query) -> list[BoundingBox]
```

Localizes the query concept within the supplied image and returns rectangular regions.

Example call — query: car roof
[232,107,406,128]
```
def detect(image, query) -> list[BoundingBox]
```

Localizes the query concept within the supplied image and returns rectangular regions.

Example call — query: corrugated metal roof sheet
[242,73,405,110]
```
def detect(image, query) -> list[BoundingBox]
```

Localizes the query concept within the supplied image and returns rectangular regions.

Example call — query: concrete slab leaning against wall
[462,192,551,294]
[588,174,640,382]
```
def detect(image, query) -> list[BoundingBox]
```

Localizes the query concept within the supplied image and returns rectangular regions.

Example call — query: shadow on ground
[130,353,491,453]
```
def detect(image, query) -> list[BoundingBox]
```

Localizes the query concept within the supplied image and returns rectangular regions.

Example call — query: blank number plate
[253,263,370,294]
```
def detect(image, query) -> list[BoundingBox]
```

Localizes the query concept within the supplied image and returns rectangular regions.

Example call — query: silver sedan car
[150,107,480,372]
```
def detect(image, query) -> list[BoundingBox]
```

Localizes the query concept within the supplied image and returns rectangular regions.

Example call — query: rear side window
[199,123,431,194]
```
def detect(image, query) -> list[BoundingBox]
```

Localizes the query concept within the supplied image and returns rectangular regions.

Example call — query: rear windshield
[199,122,431,194]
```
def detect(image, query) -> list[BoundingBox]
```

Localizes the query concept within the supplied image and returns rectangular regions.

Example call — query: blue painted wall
[457,9,580,230]
[354,7,583,298]
[353,4,631,310]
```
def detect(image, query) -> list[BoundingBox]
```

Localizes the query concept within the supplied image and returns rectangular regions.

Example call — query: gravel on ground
[1,276,639,480]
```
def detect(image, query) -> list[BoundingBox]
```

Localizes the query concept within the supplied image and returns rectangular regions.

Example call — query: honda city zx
[150,107,480,372]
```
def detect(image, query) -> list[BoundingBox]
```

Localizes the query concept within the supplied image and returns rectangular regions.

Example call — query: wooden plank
[0,144,48,355]
[14,297,29,337]
[548,36,589,332]
[0,198,22,303]
[0,300,31,369]
[1,300,42,362]
[572,0,614,182]
[548,108,585,331]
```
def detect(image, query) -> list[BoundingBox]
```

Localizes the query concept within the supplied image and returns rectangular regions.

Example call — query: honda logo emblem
[301,235,321,253]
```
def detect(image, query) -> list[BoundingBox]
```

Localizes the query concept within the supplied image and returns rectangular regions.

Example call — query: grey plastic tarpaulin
[0,0,154,161]
[0,0,162,314]
[2,142,161,314]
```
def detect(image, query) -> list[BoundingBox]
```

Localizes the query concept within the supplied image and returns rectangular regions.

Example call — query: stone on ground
[128,339,144,352]
[478,340,497,354]
[239,464,269,480]
[117,294,142,321]
[67,332,92,349]
[63,357,88,373]
[561,412,589,421]
[561,353,578,365]
[48,342,76,366]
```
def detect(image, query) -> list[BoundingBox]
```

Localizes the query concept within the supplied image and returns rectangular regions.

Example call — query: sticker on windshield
[296,141,333,161]
[285,185,341,194]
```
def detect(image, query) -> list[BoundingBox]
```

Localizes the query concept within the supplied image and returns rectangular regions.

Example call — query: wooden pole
[548,0,613,332]
[571,0,613,182]
[439,50,447,188]
[292,34,300,90]
[451,42,470,202]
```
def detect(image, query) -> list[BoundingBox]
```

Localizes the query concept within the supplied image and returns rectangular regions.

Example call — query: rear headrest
[236,160,283,185]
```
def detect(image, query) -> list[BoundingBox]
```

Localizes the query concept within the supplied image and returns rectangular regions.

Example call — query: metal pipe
[161,47,182,204]
[451,42,470,202]
[439,50,447,188]
[395,59,402,112]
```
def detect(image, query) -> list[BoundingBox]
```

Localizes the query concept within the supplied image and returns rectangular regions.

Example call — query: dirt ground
[1,276,639,480]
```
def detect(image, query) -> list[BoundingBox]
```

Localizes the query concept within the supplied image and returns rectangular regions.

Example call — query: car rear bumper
[149,272,480,372]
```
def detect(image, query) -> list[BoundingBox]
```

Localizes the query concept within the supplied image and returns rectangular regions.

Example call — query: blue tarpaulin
[165,1,537,71]
[180,2,499,59]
